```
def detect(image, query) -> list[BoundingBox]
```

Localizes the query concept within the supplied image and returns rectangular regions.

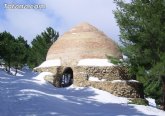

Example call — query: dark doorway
[61,67,73,87]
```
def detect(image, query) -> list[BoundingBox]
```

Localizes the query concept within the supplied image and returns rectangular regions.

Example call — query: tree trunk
[161,75,165,111]
[5,66,8,72]
[8,60,11,73]
[15,66,18,76]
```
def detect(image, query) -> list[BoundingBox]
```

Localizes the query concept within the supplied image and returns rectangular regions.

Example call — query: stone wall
[73,66,144,98]
[35,65,144,98]
[34,66,64,87]
[89,81,144,98]
[73,66,130,82]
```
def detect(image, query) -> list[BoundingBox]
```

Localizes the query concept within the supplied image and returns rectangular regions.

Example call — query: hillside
[0,67,165,116]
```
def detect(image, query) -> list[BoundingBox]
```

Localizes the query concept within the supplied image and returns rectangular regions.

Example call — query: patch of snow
[10,70,24,77]
[88,76,106,82]
[32,72,53,85]
[0,66,24,76]
[132,104,165,116]
[0,65,5,69]
[147,98,156,107]
[111,80,139,83]
[123,54,128,60]
[77,59,115,66]
[129,80,139,82]
[37,59,61,68]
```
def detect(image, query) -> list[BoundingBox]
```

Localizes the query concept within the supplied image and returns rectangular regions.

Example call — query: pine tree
[0,31,15,72]
[11,36,29,75]
[28,27,59,68]
[0,32,30,75]
[114,0,165,108]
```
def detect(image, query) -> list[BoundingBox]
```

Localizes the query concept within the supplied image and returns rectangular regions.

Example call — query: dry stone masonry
[34,23,144,98]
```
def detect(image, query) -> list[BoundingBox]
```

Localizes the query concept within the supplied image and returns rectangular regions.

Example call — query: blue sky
[0,0,120,44]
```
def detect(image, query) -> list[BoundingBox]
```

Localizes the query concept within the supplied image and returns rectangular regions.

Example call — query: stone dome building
[35,23,144,98]
[46,23,122,66]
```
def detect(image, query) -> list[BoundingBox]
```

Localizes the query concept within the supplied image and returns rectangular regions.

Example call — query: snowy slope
[0,67,165,116]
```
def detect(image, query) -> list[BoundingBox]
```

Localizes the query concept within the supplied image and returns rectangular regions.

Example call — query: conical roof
[46,23,122,66]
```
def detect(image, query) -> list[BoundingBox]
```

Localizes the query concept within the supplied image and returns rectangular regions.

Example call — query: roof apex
[69,22,99,33]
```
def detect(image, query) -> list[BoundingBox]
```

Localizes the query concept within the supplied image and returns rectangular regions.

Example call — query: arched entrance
[61,67,73,87]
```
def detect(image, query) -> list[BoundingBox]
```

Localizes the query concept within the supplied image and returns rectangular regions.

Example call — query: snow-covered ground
[0,67,165,116]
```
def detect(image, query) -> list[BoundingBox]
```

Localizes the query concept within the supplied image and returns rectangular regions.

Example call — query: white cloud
[0,0,120,43]
[39,0,120,43]
[1,9,52,43]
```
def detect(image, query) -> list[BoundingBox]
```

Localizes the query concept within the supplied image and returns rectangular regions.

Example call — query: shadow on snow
[0,69,157,116]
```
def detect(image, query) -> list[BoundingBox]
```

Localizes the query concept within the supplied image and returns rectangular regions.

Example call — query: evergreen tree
[114,0,165,108]
[0,31,15,72]
[0,32,30,75]
[28,27,59,68]
[17,36,30,65]
[11,36,30,75]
